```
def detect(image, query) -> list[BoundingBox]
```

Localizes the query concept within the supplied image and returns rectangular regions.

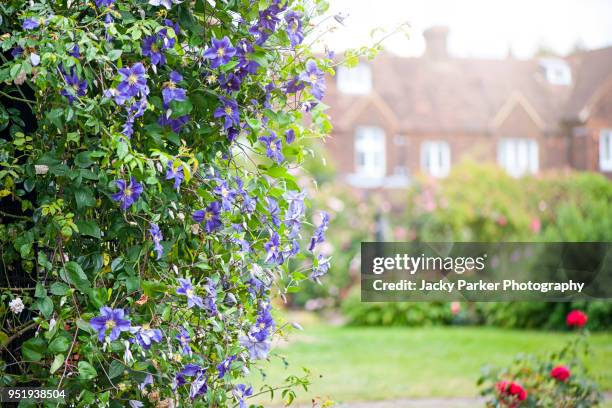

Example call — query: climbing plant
[0,0,357,406]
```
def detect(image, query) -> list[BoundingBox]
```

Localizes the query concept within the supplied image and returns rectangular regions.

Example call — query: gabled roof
[326,51,594,134]
[564,46,612,122]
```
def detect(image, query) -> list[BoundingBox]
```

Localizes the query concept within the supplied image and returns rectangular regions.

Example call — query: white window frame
[497,138,539,177]
[354,126,386,179]
[337,64,372,95]
[600,129,612,171]
[421,141,451,178]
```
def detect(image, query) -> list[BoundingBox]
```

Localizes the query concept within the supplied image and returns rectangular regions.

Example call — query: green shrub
[336,164,612,329]
[479,311,602,407]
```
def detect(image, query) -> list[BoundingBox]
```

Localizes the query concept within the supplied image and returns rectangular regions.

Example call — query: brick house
[324,27,612,189]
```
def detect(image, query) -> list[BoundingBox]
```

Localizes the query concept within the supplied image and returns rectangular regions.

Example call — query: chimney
[423,26,449,59]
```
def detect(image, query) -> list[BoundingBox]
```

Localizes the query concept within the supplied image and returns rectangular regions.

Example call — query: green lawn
[249,319,612,404]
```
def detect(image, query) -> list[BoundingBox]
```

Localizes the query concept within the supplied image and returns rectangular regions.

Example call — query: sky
[318,0,612,59]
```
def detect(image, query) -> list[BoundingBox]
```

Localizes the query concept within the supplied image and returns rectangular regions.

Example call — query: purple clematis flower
[285,11,304,47]
[203,36,236,68]
[213,179,236,211]
[69,44,81,58]
[162,71,187,106]
[104,13,114,42]
[284,190,306,238]
[236,40,260,75]
[95,0,115,6]
[117,63,148,99]
[141,35,166,66]
[22,18,41,30]
[192,201,222,233]
[89,307,131,342]
[239,332,271,360]
[310,254,331,282]
[190,372,208,399]
[130,325,163,349]
[214,97,240,130]
[173,363,208,398]
[122,98,148,138]
[149,0,182,10]
[227,126,240,142]
[165,161,184,190]
[149,223,164,260]
[283,239,300,259]
[299,60,326,101]
[11,47,23,57]
[264,230,283,265]
[139,373,154,391]
[233,384,253,408]
[203,278,218,316]
[217,355,236,379]
[284,128,296,144]
[60,67,87,104]
[309,211,330,251]
[251,303,275,341]
[112,177,143,210]
[284,76,306,94]
[259,132,283,164]
[265,197,281,228]
[219,72,242,93]
[176,278,204,309]
[176,327,192,355]
[158,114,190,133]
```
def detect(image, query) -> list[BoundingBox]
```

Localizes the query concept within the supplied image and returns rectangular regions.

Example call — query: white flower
[9,297,25,314]
[123,340,134,365]
[34,164,49,175]
[148,0,182,9]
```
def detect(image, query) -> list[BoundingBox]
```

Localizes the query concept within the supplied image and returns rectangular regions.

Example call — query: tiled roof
[327,47,612,133]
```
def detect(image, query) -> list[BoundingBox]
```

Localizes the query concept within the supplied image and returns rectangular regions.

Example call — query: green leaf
[0,331,9,347]
[125,276,140,293]
[74,187,95,209]
[21,337,46,362]
[35,296,54,319]
[50,282,69,296]
[107,49,122,61]
[108,360,124,379]
[266,166,288,178]
[61,261,92,296]
[48,334,71,354]
[50,354,64,374]
[142,280,167,297]
[169,99,193,116]
[75,151,94,168]
[78,361,98,380]
[75,220,101,239]
[34,282,46,298]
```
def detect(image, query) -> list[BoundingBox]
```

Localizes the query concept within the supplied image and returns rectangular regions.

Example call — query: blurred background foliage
[291,153,612,330]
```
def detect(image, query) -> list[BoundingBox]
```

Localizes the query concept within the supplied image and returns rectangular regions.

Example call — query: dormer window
[337,64,372,94]
[539,58,572,86]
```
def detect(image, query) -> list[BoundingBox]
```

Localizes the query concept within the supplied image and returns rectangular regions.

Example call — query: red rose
[496,380,508,393]
[508,382,527,401]
[496,381,527,406]
[551,365,571,382]
[566,310,588,328]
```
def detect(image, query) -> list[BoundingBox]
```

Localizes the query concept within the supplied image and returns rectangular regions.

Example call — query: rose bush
[479,311,602,407]
[0,0,370,406]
